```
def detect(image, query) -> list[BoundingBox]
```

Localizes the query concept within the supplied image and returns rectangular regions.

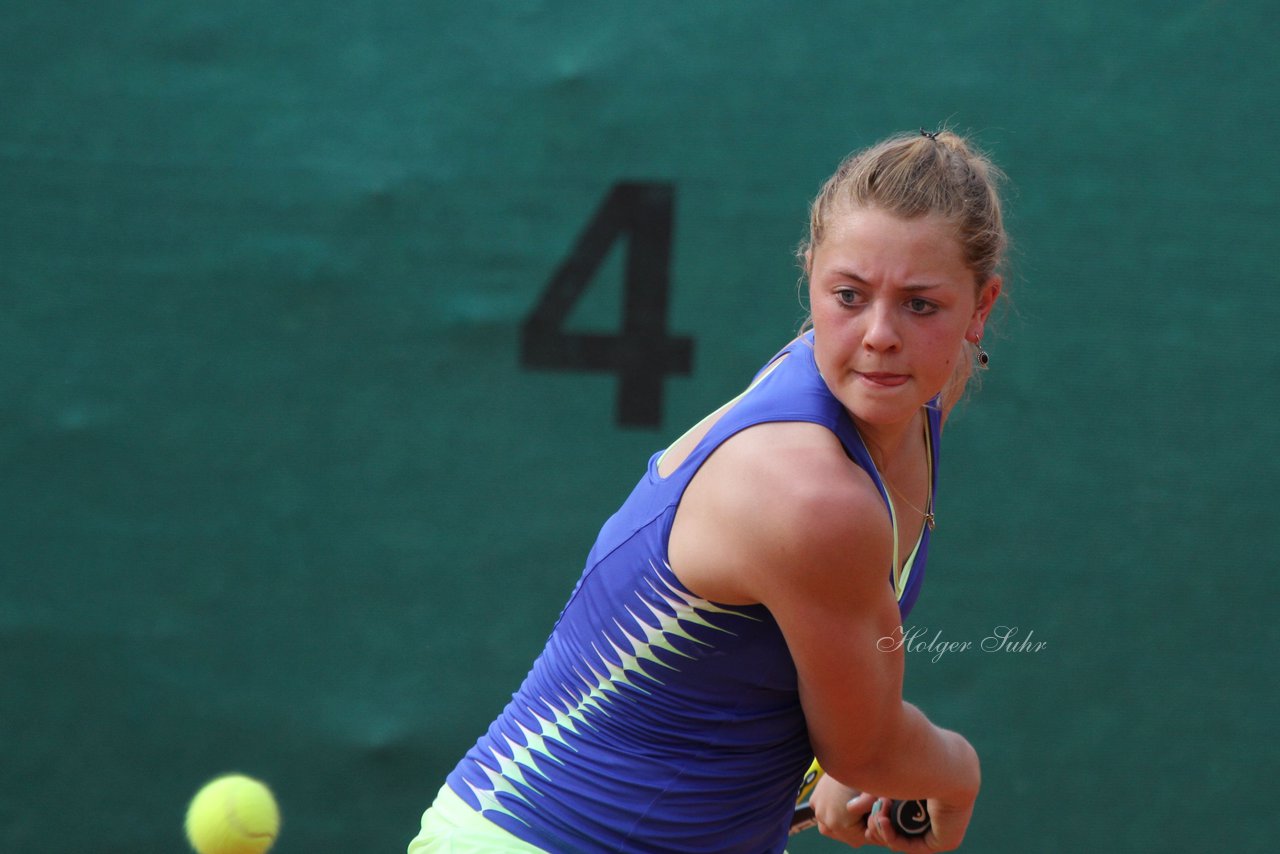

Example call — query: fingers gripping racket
[790,759,931,837]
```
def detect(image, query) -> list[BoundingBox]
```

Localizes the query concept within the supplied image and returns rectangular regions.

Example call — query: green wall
[2,2,1276,851]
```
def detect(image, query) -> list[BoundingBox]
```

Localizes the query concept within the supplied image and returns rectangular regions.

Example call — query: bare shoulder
[719,421,886,545]
[667,420,891,606]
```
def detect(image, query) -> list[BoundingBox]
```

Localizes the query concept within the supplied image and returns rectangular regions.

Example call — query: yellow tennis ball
[184,774,280,854]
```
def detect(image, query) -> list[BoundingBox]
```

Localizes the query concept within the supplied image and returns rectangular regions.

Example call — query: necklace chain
[881,475,935,531]
[866,409,935,531]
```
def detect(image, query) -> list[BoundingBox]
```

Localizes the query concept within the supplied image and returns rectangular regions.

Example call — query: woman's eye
[836,289,859,306]
[907,298,936,314]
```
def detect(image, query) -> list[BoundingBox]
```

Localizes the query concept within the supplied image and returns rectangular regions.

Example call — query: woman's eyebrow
[830,269,943,291]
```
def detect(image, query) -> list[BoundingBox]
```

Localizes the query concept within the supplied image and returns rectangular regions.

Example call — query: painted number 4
[520,182,694,427]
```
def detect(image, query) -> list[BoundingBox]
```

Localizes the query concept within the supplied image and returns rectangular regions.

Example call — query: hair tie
[920,128,940,141]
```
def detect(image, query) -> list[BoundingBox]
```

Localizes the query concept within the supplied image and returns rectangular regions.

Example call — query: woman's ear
[969,275,1002,340]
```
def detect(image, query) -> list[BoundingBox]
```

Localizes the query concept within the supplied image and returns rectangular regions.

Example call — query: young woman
[409,129,1007,854]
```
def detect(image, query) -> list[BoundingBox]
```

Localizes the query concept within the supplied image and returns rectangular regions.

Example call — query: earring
[975,340,990,367]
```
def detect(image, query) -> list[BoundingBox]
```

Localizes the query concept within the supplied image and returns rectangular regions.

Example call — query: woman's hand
[862,733,981,852]
[812,771,977,852]
[863,792,976,853]
[811,773,876,847]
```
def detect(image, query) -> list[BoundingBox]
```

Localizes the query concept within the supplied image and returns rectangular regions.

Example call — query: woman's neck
[853,408,924,474]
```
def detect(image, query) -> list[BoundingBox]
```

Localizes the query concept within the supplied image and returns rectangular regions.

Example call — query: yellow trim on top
[889,411,934,601]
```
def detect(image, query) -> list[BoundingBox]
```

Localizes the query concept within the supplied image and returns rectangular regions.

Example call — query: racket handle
[790,798,931,837]
[886,798,931,837]
[789,760,930,838]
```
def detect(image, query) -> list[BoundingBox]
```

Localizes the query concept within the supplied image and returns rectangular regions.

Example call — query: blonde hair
[798,129,1010,409]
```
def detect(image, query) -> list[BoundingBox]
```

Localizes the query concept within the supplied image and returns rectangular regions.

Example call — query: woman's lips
[858,372,909,387]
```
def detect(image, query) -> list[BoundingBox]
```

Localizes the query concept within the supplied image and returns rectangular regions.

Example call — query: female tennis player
[409,128,1007,853]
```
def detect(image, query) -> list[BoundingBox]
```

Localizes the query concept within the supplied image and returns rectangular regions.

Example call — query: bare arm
[669,422,978,824]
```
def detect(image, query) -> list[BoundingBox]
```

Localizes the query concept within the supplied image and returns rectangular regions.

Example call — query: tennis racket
[790,759,931,837]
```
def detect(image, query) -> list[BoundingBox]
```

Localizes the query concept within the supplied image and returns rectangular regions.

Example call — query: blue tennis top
[445,333,940,852]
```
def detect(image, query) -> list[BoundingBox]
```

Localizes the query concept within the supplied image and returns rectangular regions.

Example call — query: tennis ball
[185,774,280,854]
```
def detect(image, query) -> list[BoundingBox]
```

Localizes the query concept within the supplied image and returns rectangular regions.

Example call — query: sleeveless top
[445,332,940,852]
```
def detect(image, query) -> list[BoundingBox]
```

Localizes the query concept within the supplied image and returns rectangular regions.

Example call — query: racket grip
[791,798,931,837]
[887,798,931,836]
